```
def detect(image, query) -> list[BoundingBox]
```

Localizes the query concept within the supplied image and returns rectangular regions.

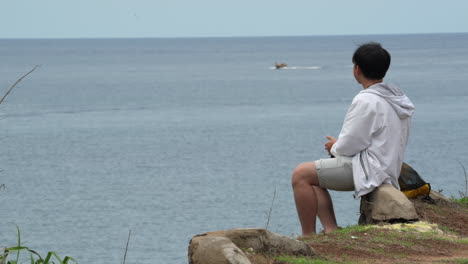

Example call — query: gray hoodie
[331,83,415,198]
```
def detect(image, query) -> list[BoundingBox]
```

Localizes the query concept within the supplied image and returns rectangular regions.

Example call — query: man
[291,42,415,235]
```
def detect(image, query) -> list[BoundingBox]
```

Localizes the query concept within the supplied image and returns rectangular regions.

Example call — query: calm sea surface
[1,34,468,263]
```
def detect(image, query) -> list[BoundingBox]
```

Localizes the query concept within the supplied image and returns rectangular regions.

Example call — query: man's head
[352,42,391,81]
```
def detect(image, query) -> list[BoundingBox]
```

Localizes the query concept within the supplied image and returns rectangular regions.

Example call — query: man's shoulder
[352,92,382,104]
[350,92,390,114]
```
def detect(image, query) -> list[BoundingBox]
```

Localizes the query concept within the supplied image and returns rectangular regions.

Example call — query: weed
[369,248,386,254]
[334,225,371,234]
[0,65,39,105]
[455,160,467,198]
[121,230,131,264]
[400,239,414,247]
[451,197,468,208]
[438,225,456,234]
[275,256,350,264]
[265,186,277,230]
[0,226,77,264]
[450,259,468,264]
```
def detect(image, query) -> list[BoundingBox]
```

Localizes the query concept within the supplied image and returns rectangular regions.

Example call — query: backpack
[398,162,431,198]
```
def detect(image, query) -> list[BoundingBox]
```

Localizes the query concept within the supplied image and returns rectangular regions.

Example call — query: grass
[0,226,77,264]
[291,221,468,263]
[451,197,468,208]
[275,256,352,264]
[439,259,468,264]
[334,225,371,234]
[456,160,468,198]
[451,259,468,264]
[438,224,457,234]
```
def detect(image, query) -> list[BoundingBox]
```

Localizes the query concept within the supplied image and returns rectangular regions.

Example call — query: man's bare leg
[292,162,319,234]
[313,186,338,233]
[292,162,338,235]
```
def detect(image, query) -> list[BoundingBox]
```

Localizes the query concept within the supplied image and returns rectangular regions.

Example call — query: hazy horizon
[1,31,467,40]
[2,0,467,39]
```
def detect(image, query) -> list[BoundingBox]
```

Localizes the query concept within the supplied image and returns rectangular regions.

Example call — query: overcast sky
[1,0,467,38]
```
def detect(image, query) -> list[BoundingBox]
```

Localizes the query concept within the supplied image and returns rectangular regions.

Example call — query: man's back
[360,84,412,181]
[332,82,414,197]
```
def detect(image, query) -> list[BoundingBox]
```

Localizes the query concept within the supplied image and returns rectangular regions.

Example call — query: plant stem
[456,160,467,197]
[122,230,131,264]
[0,65,40,104]
[265,186,277,230]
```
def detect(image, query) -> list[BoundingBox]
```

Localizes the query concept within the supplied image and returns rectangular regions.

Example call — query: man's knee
[292,162,318,188]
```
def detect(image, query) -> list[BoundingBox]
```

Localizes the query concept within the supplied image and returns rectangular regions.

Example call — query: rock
[188,228,315,264]
[188,235,251,264]
[411,190,450,207]
[359,184,419,225]
[428,190,451,203]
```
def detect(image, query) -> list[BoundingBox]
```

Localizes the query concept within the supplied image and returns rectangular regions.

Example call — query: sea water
[0,33,467,263]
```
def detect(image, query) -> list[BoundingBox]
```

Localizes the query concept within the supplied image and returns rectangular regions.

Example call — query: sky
[1,0,468,38]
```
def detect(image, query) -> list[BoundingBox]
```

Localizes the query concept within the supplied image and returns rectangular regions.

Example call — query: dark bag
[398,162,431,198]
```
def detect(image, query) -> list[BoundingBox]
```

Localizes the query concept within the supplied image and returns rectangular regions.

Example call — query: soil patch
[245,197,468,264]
[302,227,467,264]
[413,196,468,236]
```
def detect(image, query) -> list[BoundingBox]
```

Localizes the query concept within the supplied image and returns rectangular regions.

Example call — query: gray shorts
[316,156,354,191]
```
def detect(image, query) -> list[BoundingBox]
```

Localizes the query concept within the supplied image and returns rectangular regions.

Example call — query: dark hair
[352,42,391,80]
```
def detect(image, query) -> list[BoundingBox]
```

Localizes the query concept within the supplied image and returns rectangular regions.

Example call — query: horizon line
[1,31,467,41]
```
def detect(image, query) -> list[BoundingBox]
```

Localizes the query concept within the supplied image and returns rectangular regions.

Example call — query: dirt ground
[247,194,468,264]
[413,195,468,237]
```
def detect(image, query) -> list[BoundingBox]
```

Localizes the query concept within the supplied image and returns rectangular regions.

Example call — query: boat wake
[269,66,321,70]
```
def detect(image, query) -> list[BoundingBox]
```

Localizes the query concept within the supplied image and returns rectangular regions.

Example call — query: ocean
[0,33,467,263]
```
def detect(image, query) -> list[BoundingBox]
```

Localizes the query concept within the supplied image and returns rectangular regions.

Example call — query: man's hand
[325,136,337,156]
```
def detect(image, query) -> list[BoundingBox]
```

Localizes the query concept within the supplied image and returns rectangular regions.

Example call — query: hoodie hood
[361,83,415,119]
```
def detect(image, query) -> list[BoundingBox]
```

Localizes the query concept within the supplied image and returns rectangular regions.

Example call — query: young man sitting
[291,42,415,235]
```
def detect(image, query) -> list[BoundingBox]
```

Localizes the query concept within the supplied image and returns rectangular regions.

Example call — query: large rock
[359,184,419,225]
[188,228,315,264]
[188,236,251,264]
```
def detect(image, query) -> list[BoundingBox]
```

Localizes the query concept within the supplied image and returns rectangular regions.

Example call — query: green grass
[334,225,371,234]
[438,224,457,234]
[369,248,386,254]
[275,256,353,264]
[0,226,78,264]
[451,197,468,208]
[439,259,468,264]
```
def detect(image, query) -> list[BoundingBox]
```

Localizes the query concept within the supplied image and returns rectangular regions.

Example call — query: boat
[275,63,287,69]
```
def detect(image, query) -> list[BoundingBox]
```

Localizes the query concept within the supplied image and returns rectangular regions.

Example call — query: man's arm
[331,95,381,157]
[325,136,336,157]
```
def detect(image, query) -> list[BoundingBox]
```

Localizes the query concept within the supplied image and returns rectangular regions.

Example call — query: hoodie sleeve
[331,94,381,157]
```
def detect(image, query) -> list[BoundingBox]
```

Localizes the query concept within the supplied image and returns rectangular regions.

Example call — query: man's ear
[354,64,361,75]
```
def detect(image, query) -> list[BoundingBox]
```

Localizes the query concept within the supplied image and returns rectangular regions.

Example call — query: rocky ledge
[188,228,314,264]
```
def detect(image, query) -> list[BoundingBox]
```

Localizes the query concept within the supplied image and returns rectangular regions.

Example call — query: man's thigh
[315,156,354,191]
